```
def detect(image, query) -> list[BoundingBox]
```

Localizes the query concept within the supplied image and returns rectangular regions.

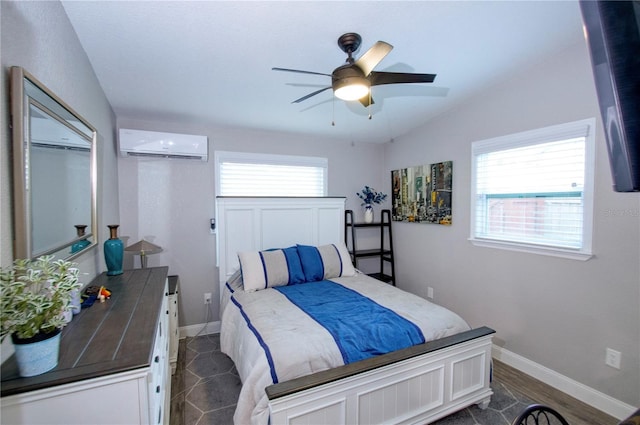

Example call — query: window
[215,151,327,196]
[470,119,595,260]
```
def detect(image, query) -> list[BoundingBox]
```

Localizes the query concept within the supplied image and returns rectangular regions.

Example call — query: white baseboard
[179,321,221,338]
[492,344,635,420]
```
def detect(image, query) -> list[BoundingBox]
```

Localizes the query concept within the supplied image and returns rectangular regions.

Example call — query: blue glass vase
[104,225,123,276]
[71,224,91,254]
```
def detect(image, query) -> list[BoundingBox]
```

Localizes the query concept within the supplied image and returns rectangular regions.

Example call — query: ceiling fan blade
[359,95,375,107]
[292,86,332,103]
[369,71,436,86]
[355,41,393,76]
[272,67,331,77]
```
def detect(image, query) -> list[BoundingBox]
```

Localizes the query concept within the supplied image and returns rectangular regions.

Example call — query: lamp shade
[334,78,370,101]
[125,239,162,255]
[125,239,162,268]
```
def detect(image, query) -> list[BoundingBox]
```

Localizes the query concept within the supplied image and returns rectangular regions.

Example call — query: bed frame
[216,196,494,425]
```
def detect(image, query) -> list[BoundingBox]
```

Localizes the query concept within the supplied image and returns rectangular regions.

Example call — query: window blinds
[216,152,327,197]
[471,119,594,254]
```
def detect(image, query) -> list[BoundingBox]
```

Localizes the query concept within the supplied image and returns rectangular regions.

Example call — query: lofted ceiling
[61,1,586,144]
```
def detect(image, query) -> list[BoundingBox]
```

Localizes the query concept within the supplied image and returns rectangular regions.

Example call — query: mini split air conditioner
[118,128,208,161]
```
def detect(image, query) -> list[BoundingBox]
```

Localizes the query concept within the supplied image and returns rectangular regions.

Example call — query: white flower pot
[12,329,61,377]
[364,205,374,223]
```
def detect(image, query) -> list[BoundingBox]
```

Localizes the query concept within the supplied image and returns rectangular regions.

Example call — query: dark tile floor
[170,333,241,425]
[170,334,537,425]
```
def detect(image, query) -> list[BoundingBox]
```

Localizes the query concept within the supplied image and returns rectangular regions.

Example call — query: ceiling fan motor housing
[332,64,369,89]
[332,64,370,101]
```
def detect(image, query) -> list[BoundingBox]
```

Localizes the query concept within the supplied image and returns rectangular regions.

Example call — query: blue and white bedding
[220,269,470,425]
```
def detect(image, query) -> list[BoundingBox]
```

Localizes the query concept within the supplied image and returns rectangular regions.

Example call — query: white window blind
[470,119,595,260]
[215,151,327,196]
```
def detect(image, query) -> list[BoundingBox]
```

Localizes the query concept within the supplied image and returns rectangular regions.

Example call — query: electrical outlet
[427,287,434,299]
[605,348,621,369]
[204,292,212,305]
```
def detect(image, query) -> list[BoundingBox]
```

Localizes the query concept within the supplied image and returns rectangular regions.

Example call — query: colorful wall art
[391,161,452,225]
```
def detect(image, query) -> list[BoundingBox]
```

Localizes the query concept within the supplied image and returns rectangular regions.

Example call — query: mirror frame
[11,66,98,260]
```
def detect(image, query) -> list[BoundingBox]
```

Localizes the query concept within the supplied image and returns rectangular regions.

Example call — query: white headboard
[216,197,346,296]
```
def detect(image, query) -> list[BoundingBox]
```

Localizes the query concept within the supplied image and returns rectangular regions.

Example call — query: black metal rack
[344,209,395,286]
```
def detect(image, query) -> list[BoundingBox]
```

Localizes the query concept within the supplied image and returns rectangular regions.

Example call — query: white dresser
[1,267,174,425]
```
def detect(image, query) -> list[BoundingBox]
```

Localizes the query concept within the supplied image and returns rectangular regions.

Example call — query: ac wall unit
[118,128,208,161]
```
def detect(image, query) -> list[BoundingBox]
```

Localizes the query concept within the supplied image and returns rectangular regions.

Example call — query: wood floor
[493,359,618,425]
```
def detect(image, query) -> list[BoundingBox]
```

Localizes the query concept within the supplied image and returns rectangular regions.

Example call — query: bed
[217,197,494,425]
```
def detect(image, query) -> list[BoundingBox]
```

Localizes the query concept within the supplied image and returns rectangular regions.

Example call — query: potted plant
[356,186,388,223]
[0,255,82,377]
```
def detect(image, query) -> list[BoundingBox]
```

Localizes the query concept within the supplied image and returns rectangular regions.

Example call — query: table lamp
[124,239,162,268]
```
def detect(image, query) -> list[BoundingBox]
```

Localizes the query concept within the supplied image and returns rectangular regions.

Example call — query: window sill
[468,238,593,261]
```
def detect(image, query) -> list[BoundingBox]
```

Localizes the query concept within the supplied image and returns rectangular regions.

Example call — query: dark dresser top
[1,266,169,397]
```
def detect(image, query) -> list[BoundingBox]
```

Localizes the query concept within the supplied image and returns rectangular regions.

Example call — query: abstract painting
[391,161,452,225]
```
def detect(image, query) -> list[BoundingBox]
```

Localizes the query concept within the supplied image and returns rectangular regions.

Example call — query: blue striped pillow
[238,246,305,292]
[296,242,356,282]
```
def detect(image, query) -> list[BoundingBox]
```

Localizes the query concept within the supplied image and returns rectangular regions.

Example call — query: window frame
[469,118,596,261]
[215,150,328,197]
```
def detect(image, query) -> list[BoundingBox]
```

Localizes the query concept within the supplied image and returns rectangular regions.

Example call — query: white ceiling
[61,1,585,144]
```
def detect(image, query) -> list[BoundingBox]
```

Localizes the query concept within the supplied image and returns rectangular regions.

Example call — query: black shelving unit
[344,209,395,286]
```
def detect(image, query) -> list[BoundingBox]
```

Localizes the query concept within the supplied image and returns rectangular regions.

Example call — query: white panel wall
[216,197,345,288]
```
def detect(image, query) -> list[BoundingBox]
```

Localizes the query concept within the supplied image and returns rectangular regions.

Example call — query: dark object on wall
[580,0,640,192]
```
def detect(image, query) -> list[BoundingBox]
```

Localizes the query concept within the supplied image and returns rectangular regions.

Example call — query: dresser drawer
[148,280,170,424]
[168,275,180,374]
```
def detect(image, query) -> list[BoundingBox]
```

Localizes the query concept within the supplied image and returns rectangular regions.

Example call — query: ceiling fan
[273,33,437,107]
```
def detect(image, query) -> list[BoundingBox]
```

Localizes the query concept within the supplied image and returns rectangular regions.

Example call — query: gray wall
[384,41,640,406]
[1,1,119,355]
[116,117,386,328]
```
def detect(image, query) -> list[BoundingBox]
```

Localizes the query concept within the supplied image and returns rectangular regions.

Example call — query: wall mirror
[11,66,97,260]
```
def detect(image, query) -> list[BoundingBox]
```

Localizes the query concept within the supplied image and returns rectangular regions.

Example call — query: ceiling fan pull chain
[331,96,336,126]
[368,90,372,120]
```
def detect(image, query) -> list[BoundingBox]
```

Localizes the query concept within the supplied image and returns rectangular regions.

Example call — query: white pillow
[296,242,356,282]
[238,246,305,292]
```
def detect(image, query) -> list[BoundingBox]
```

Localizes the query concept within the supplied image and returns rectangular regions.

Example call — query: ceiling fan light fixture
[333,76,370,101]
[273,33,436,106]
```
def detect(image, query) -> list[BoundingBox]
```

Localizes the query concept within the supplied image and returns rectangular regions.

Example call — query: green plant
[0,256,81,341]
[356,186,388,206]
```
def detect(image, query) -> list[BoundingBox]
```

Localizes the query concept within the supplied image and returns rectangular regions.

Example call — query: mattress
[220,271,470,425]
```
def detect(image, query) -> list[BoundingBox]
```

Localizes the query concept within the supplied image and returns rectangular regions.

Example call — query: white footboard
[267,328,494,425]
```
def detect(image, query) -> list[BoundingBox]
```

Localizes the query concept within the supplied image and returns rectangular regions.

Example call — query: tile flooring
[170,333,241,425]
[169,333,541,425]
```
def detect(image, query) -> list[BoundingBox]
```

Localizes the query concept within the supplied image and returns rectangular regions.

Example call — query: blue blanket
[275,280,425,363]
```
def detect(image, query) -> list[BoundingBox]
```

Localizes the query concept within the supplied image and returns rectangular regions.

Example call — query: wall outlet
[605,348,621,369]
[427,287,434,299]
[204,292,212,305]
